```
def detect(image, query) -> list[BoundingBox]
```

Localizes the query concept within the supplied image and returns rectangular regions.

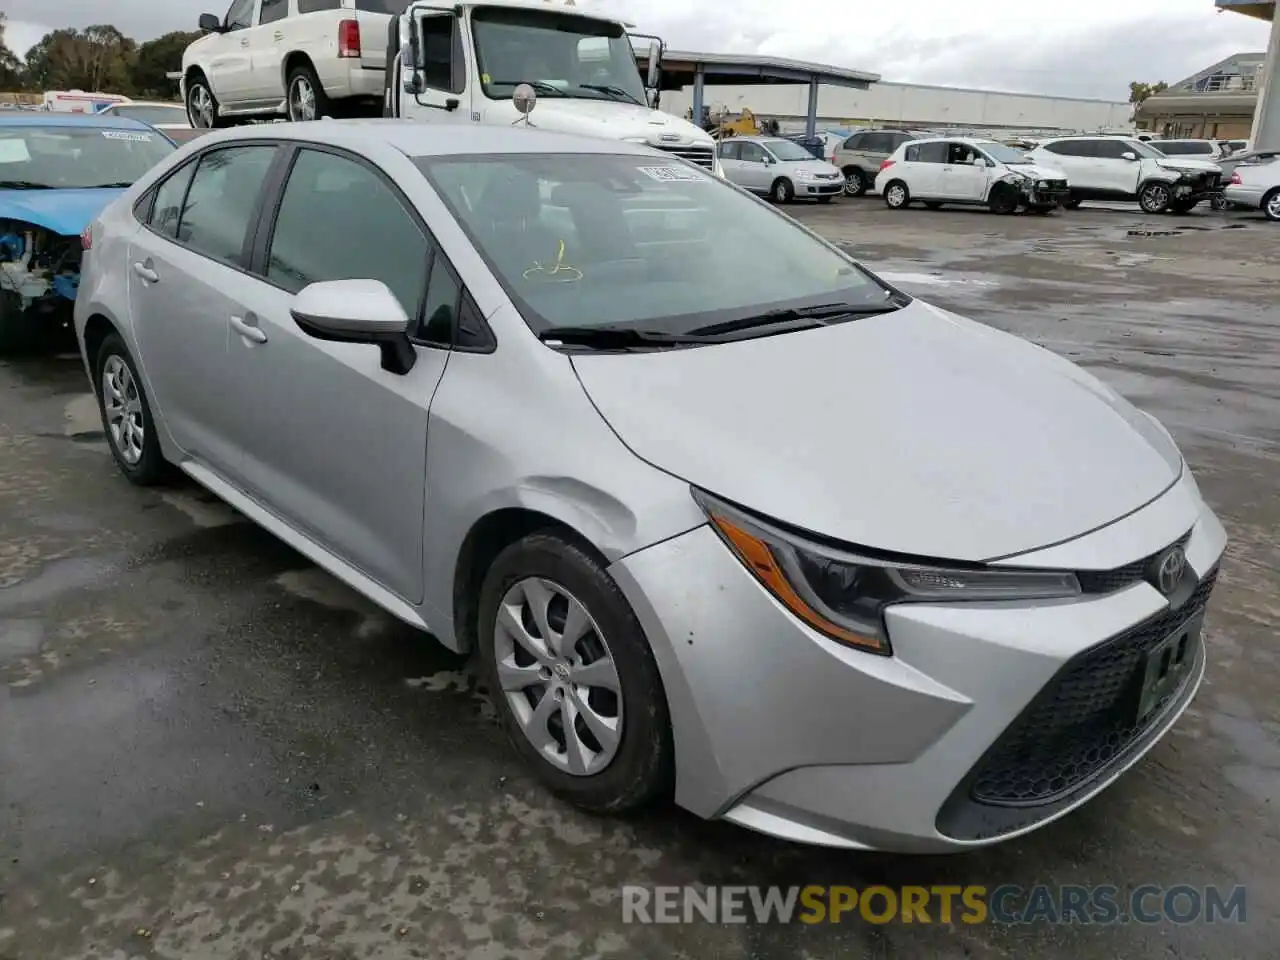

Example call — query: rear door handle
[230,314,268,344]
[132,261,159,283]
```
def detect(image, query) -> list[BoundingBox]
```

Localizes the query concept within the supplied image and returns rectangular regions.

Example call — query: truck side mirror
[400,41,422,94]
[198,12,222,32]
[646,40,661,89]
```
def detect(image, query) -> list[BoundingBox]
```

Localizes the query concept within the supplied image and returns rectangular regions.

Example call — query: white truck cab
[386,0,719,174]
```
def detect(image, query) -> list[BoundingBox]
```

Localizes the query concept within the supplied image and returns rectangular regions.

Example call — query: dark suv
[834,128,931,196]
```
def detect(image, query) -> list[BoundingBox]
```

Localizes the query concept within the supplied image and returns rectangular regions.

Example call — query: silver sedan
[75,120,1226,852]
[717,135,845,202]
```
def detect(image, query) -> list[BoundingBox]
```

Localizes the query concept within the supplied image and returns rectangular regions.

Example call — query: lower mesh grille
[656,144,716,170]
[968,568,1217,806]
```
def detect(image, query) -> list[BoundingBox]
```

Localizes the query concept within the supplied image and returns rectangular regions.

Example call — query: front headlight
[694,490,1081,656]
[795,170,816,180]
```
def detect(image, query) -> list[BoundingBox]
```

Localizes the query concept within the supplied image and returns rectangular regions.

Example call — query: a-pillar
[805,76,819,138]
[692,63,705,127]
[1253,9,1280,150]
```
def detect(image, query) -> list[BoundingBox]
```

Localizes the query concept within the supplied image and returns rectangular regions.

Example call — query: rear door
[1040,140,1093,188]
[126,142,281,475]
[350,0,398,73]
[248,0,290,101]
[900,140,947,196]
[717,140,744,185]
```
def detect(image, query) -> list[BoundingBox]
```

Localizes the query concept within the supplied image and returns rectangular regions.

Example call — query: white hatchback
[874,137,1070,214]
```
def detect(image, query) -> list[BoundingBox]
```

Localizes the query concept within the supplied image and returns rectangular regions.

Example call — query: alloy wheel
[189,84,214,128]
[1265,191,1280,221]
[101,355,144,466]
[886,184,906,207]
[1141,183,1170,213]
[843,169,863,196]
[493,577,623,777]
[290,77,317,121]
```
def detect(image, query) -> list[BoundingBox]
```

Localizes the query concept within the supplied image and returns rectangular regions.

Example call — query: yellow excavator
[686,105,780,139]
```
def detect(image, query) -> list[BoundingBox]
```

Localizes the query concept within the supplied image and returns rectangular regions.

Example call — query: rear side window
[905,141,947,163]
[150,162,196,238]
[1091,140,1129,160]
[298,0,342,12]
[1045,140,1094,157]
[717,141,741,160]
[177,146,277,265]
[266,148,429,318]
[354,0,404,9]
[861,133,891,153]
[842,133,863,150]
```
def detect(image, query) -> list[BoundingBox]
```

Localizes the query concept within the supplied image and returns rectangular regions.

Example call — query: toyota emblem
[1151,546,1187,596]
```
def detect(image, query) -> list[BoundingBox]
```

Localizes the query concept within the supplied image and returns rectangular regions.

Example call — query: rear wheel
[1262,188,1280,222]
[476,532,673,813]
[842,167,867,196]
[883,180,909,209]
[287,64,331,121]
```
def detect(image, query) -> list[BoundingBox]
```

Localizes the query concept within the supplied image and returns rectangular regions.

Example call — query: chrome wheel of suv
[843,168,866,196]
[1139,181,1172,214]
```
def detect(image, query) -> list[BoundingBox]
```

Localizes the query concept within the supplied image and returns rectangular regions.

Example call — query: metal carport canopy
[636,49,881,137]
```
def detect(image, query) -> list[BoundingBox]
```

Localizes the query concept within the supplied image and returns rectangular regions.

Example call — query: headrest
[474,168,542,222]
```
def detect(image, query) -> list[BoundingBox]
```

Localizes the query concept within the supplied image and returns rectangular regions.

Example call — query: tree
[1129,81,1169,105]
[0,12,25,90]
[23,25,137,94]
[132,30,200,97]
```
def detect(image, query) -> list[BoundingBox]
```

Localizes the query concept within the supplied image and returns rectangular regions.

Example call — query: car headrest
[475,168,542,223]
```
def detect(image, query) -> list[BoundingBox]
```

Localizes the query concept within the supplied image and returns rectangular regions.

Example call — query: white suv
[1026,136,1223,214]
[182,0,396,128]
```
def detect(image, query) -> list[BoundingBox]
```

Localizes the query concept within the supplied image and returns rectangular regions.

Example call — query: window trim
[138,142,285,275]
[250,141,496,354]
[259,0,289,25]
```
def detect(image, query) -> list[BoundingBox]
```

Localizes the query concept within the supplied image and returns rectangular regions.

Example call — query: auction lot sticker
[637,165,705,182]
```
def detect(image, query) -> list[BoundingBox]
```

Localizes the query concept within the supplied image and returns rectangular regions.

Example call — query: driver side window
[740,143,765,163]
[225,0,254,32]
[420,14,464,94]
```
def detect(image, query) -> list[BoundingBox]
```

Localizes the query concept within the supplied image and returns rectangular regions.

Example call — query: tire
[476,532,674,814]
[883,180,909,209]
[770,178,794,203]
[1062,195,1083,210]
[923,201,943,210]
[842,167,867,197]
[185,72,229,129]
[1263,188,1280,222]
[94,333,169,486]
[1138,180,1173,214]
[286,63,331,122]
[987,183,1019,215]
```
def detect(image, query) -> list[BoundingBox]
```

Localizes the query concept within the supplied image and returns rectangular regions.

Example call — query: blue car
[0,113,176,350]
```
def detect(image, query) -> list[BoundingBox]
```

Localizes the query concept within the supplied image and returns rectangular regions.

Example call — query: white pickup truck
[384,0,720,175]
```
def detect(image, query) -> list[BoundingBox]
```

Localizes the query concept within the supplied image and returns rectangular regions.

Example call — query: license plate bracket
[1135,615,1202,724]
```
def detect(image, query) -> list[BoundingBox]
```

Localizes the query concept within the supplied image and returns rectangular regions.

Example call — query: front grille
[656,143,716,170]
[968,567,1217,807]
[1076,530,1191,594]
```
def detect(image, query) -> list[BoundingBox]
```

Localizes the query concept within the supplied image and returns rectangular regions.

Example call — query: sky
[3,0,1273,101]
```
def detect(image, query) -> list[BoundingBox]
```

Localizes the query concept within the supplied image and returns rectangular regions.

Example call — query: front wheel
[770,178,794,203]
[842,167,867,196]
[987,183,1019,215]
[476,532,673,813]
[1139,180,1172,214]
[94,333,170,486]
[185,74,229,129]
[287,64,330,121]
[883,180,910,209]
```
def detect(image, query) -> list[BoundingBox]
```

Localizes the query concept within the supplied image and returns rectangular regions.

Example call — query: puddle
[0,554,125,614]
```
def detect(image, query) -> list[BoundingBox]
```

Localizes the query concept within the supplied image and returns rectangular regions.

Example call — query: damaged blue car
[0,113,175,350]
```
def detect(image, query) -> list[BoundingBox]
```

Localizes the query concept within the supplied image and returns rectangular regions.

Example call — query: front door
[126,143,280,475]
[206,0,258,107]
[938,142,990,200]
[737,141,772,192]
[226,146,451,603]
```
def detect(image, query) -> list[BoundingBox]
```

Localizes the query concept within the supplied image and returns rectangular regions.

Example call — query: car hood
[780,158,842,176]
[0,187,124,235]
[1006,162,1067,179]
[530,99,715,152]
[1156,157,1222,173]
[570,300,1183,562]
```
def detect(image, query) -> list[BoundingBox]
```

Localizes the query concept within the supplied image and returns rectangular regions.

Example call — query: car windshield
[0,125,174,188]
[471,7,647,106]
[1126,140,1165,159]
[763,139,817,161]
[109,104,188,125]
[976,141,1031,164]
[416,153,894,337]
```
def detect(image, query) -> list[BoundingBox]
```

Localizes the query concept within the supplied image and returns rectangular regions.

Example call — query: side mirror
[291,279,416,375]
[400,42,423,94]
[1121,151,1138,161]
[646,40,661,89]
[762,154,774,165]
[198,12,222,32]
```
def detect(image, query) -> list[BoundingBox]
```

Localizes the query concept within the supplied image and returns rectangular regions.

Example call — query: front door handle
[240,38,250,47]
[273,30,284,40]
[230,314,268,344]
[132,260,159,283]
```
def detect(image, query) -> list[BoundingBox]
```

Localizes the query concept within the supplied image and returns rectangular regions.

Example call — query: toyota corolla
[74,119,1226,852]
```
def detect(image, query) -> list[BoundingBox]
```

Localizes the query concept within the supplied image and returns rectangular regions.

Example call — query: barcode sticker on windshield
[637,165,704,182]
[102,131,154,142]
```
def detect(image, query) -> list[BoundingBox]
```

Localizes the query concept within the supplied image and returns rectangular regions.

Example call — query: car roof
[0,112,158,131]
[1040,135,1138,142]
[184,118,663,158]
[105,100,186,109]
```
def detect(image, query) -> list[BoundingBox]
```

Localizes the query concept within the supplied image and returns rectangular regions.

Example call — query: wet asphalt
[0,199,1277,959]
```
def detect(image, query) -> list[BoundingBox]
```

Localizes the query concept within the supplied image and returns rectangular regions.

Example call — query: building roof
[638,49,879,90]
[1214,0,1275,20]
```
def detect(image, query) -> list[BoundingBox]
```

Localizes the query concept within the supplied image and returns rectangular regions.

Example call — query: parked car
[77,120,1226,853]
[0,112,176,350]
[874,137,1069,214]
[98,100,203,144]
[181,0,395,128]
[1223,154,1280,221]
[1026,136,1223,213]
[1221,139,1249,156]
[1217,147,1277,180]
[833,128,930,196]
[1148,139,1234,161]
[717,136,843,202]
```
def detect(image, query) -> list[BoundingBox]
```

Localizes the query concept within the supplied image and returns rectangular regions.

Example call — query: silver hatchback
[716,136,844,203]
[76,120,1226,853]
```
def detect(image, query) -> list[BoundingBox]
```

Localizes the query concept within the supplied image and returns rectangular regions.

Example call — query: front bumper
[1024,182,1070,205]
[796,177,844,197]
[609,468,1227,852]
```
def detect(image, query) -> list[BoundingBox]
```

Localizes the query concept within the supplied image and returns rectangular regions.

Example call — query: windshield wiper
[490,79,566,96]
[82,181,134,189]
[538,325,705,349]
[0,180,52,189]
[577,83,642,105]
[685,298,906,338]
